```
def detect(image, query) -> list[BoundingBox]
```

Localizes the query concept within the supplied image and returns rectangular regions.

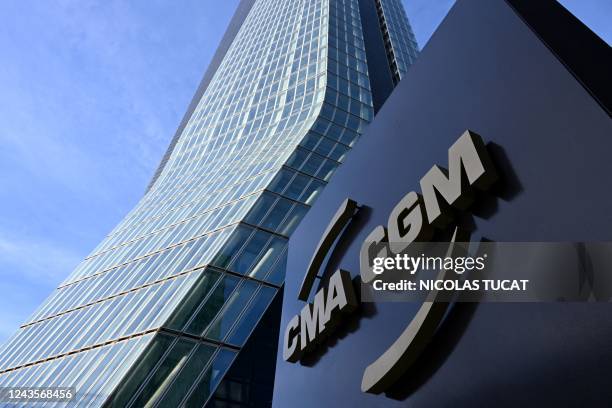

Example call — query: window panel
[105,334,174,408]
[265,250,288,286]
[154,343,216,408]
[228,230,272,274]
[248,236,287,280]
[185,275,240,337]
[210,226,252,269]
[244,193,276,225]
[203,280,258,342]
[283,173,310,200]
[300,179,325,205]
[129,338,195,408]
[268,168,294,195]
[164,269,222,331]
[182,349,236,408]
[261,198,293,231]
[278,203,309,236]
[227,286,277,346]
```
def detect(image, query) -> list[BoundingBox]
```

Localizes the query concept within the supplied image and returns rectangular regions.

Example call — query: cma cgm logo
[283,130,498,394]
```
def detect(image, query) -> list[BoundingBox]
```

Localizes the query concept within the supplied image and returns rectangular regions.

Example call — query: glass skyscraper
[0,0,418,406]
[374,0,419,83]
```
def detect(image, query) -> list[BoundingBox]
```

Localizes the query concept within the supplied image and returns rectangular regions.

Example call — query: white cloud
[0,231,82,285]
[0,230,83,344]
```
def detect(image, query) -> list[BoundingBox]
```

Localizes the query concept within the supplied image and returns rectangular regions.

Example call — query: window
[245,193,276,225]
[164,269,221,331]
[229,230,271,274]
[185,275,240,337]
[154,343,216,407]
[227,286,277,346]
[182,349,236,408]
[211,226,252,269]
[130,338,196,407]
[279,204,309,236]
[249,236,287,280]
[261,198,293,231]
[284,173,310,200]
[105,334,174,408]
[204,280,258,342]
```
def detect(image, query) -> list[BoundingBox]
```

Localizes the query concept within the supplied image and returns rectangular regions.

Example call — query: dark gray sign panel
[273,0,612,406]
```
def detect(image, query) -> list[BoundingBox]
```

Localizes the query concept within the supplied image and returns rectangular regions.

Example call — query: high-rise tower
[0,1,419,406]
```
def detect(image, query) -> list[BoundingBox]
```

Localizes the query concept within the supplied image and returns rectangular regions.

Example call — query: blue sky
[0,0,609,345]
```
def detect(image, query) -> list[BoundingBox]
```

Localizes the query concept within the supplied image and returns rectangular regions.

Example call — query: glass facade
[0,0,418,406]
